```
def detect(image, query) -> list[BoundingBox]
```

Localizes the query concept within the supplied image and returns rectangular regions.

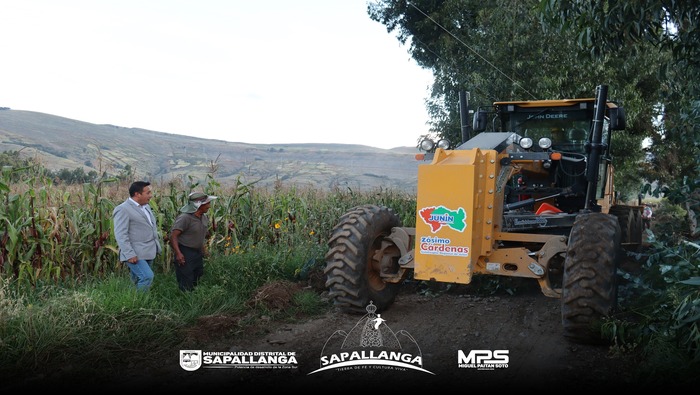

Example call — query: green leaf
[680,277,700,286]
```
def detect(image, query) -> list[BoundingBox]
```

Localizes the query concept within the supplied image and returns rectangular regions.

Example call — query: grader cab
[324,85,643,343]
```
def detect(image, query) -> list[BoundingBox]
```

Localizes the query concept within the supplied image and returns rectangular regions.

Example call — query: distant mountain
[0,109,420,192]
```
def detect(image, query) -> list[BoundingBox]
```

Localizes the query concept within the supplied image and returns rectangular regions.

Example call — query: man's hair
[129,181,151,197]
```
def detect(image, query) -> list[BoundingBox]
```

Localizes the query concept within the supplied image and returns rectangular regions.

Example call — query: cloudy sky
[0,0,434,149]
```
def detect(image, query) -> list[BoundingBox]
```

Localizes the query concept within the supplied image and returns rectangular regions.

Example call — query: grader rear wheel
[610,206,643,250]
[632,208,643,244]
[324,205,402,314]
[561,212,621,344]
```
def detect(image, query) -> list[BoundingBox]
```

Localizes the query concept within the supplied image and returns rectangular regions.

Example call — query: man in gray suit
[113,181,162,291]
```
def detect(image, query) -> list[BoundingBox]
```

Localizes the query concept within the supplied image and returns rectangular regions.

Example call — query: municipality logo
[179,349,297,370]
[180,350,202,371]
[308,302,434,375]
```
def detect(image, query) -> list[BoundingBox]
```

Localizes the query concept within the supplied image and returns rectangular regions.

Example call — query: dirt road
[120,282,642,391]
[11,279,692,391]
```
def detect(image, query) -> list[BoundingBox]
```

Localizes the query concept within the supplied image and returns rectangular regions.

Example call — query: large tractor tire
[324,205,402,314]
[632,208,643,244]
[610,205,643,250]
[561,212,621,344]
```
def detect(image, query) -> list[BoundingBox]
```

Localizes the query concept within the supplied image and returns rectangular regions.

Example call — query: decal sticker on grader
[419,236,470,257]
[418,205,467,233]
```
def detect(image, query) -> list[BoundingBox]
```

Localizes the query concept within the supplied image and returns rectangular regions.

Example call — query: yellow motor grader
[324,85,643,343]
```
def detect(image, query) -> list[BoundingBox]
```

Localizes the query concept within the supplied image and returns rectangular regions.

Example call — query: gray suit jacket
[113,198,162,262]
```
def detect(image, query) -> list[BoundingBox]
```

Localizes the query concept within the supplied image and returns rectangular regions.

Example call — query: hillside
[0,109,420,192]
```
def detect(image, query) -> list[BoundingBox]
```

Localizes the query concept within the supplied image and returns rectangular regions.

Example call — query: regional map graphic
[419,206,467,233]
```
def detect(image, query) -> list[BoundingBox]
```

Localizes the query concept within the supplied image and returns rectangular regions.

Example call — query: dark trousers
[175,244,204,291]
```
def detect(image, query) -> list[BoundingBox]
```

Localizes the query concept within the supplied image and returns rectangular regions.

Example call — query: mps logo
[457,350,509,370]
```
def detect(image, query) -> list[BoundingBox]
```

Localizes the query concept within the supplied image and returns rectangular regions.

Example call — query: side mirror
[473,109,488,132]
[609,107,626,130]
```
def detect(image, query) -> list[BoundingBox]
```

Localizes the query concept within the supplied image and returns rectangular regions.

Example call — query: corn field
[1,164,699,380]
[0,166,417,286]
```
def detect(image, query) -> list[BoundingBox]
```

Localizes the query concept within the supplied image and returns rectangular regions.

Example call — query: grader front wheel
[324,205,402,314]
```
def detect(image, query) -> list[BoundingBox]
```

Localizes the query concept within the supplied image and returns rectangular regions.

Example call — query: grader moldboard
[323,85,644,343]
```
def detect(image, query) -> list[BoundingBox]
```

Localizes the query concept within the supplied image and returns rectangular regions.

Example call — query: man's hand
[175,252,186,266]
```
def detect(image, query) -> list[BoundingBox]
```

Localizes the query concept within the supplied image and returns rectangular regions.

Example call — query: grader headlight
[419,138,436,152]
[437,139,451,150]
[519,137,533,149]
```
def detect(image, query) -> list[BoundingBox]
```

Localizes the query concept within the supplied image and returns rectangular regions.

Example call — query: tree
[368,0,659,198]
[539,0,700,235]
[117,164,134,182]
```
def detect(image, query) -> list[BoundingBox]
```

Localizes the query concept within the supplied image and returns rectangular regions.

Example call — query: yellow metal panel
[473,248,539,278]
[413,148,498,284]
